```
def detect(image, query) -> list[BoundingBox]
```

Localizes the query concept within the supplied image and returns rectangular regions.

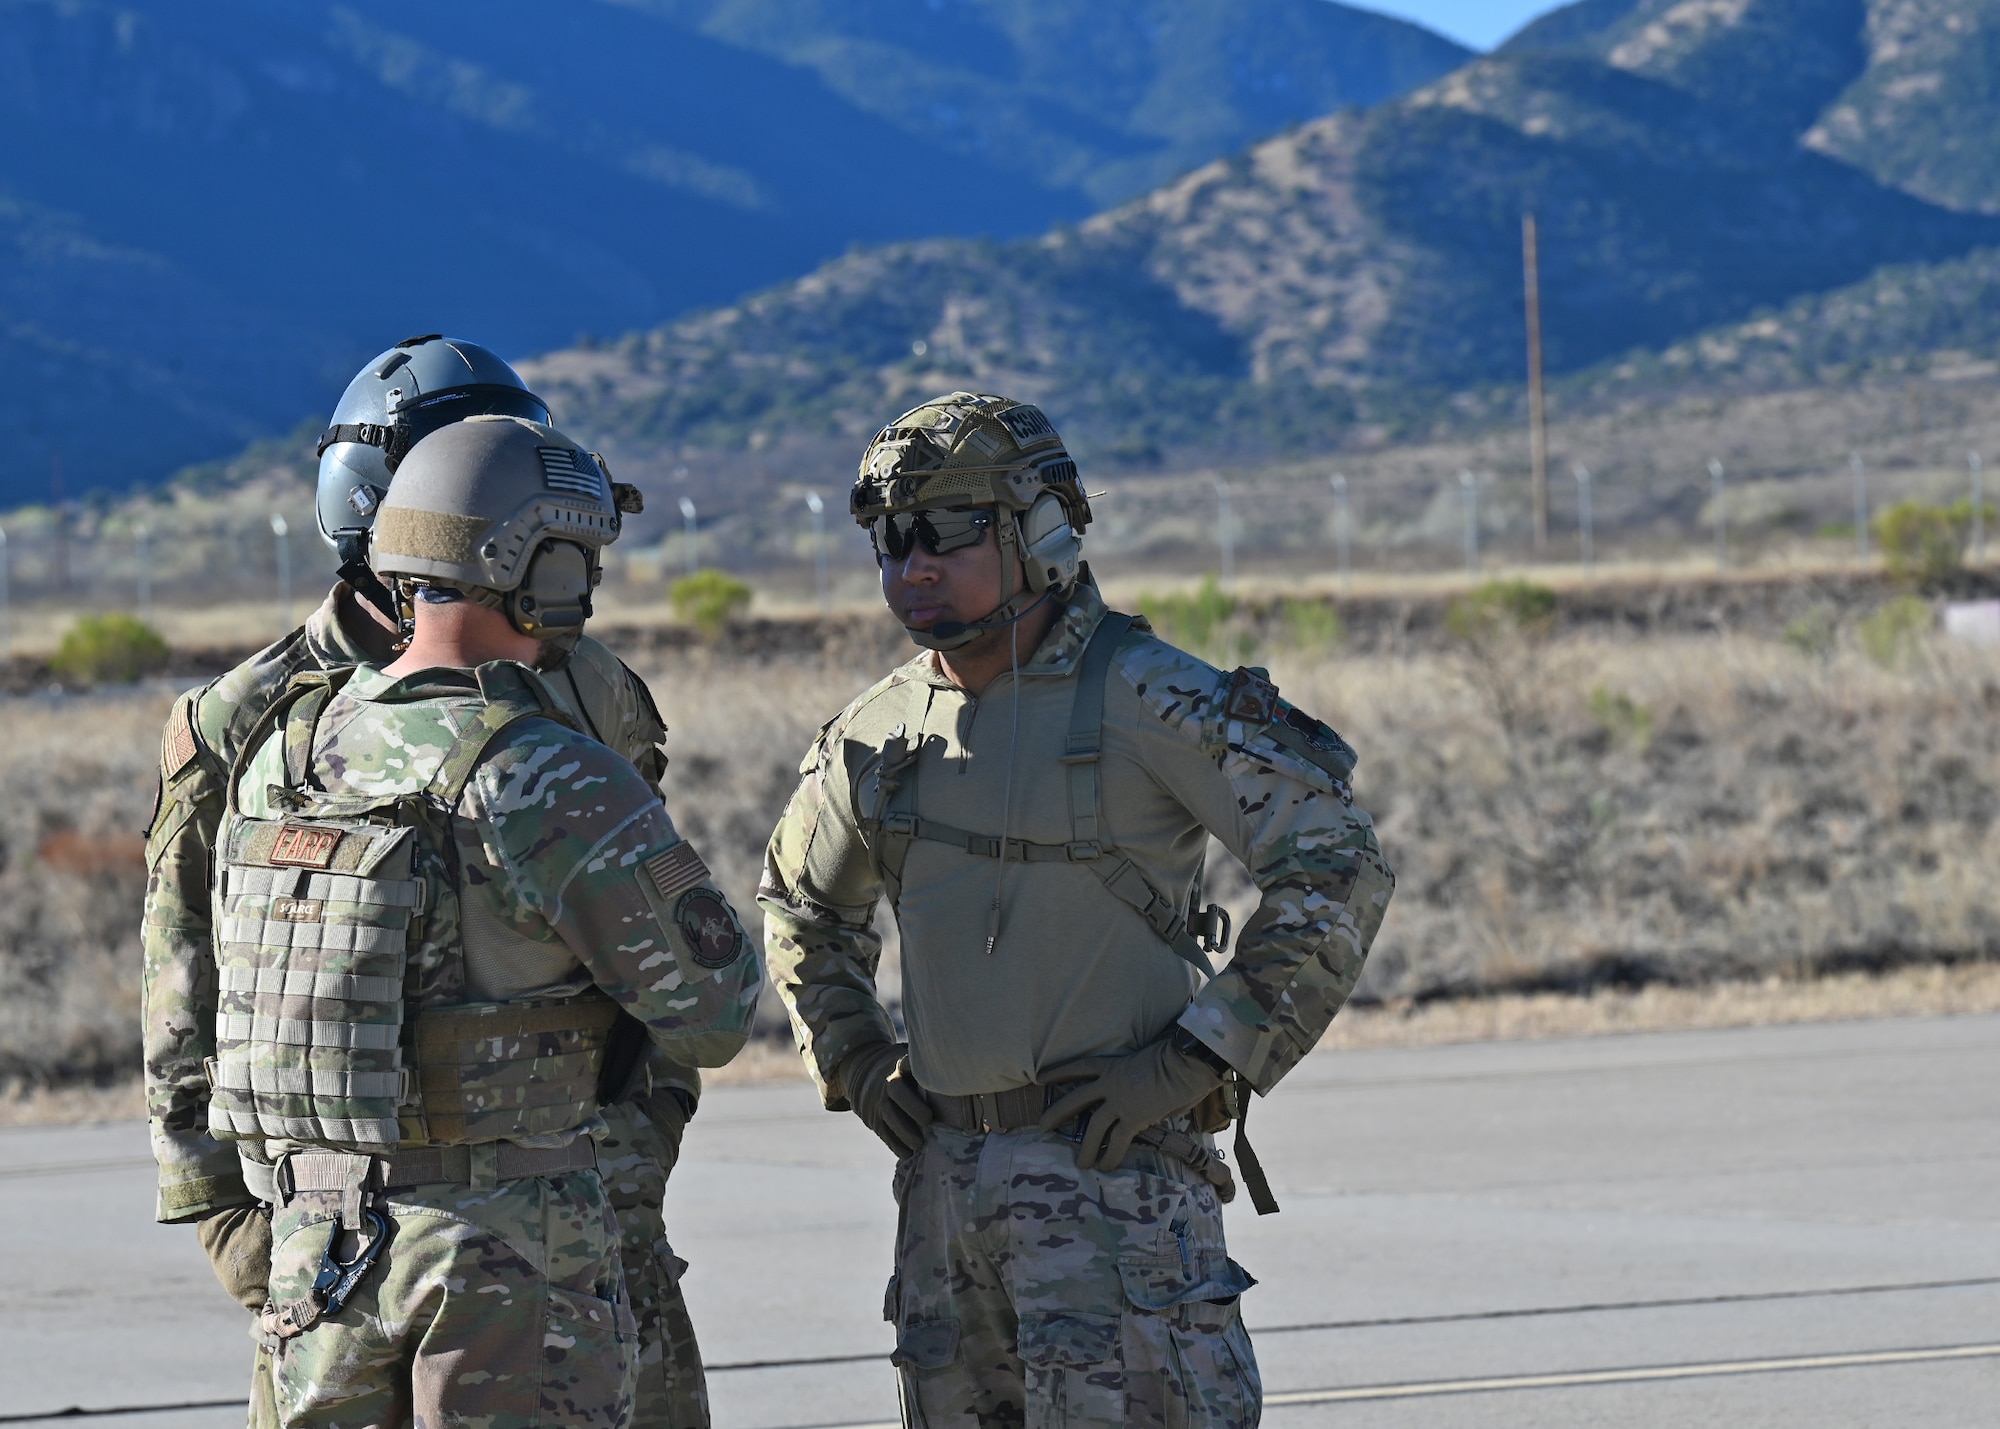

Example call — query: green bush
[1858,595,1931,668]
[1589,684,1654,751]
[1875,500,1983,587]
[49,613,170,685]
[1783,607,1838,661]
[1447,578,1558,643]
[1280,597,1344,653]
[669,570,753,638]
[1137,576,1256,666]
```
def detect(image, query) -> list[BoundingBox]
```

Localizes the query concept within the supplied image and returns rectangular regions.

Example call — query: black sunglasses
[870,507,996,560]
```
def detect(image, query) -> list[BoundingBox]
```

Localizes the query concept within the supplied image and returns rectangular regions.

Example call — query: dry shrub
[0,687,172,1087]
[7,606,2000,1090]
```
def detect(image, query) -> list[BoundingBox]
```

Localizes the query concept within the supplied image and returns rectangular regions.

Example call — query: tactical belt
[241,1139,598,1206]
[925,1087,1237,1203]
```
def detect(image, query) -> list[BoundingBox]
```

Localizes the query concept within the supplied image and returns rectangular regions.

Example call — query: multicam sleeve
[1122,649,1395,1096]
[141,686,255,1221]
[465,724,760,1068]
[757,720,898,1109]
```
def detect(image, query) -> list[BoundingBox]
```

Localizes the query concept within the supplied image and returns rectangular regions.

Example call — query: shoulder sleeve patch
[644,841,711,901]
[1224,666,1279,726]
[162,699,201,781]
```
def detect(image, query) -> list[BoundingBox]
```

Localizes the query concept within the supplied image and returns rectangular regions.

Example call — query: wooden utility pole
[1522,213,1549,552]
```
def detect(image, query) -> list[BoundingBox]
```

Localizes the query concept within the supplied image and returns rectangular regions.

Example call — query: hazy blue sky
[1355,0,1568,50]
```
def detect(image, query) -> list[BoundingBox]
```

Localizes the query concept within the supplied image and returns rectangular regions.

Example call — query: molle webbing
[867,611,1216,979]
[211,661,600,1152]
[412,995,624,1144]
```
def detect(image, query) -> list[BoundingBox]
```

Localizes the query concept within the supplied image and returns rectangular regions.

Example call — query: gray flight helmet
[371,415,623,651]
[314,334,551,550]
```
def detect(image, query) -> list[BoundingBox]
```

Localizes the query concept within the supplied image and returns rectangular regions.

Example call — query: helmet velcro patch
[538,447,604,498]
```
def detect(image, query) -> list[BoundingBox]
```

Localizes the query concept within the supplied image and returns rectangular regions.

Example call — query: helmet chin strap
[902,515,1051,651]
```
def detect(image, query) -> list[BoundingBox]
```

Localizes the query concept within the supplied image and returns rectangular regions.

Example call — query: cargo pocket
[540,1283,638,1429]
[1117,1257,1261,1428]
[1019,1310,1123,1428]
[891,1318,961,1429]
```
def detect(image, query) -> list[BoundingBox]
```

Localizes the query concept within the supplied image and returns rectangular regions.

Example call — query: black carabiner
[309,1206,392,1319]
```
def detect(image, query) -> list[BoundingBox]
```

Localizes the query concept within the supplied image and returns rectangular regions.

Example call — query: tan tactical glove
[842,1040,933,1158]
[631,1086,693,1177]
[1039,1037,1227,1172]
[195,1204,272,1312]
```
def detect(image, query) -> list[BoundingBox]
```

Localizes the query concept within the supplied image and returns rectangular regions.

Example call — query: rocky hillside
[0,0,1463,501]
[526,0,2000,476]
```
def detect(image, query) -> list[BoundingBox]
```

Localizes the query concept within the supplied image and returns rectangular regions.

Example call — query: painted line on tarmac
[0,1157,154,1181]
[1263,1341,2000,1407]
[0,1400,244,1425]
[702,1273,2000,1373]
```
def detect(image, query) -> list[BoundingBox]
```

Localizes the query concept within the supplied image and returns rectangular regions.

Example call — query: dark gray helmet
[314,334,550,549]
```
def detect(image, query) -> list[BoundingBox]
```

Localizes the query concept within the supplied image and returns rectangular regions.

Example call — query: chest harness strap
[862,612,1227,979]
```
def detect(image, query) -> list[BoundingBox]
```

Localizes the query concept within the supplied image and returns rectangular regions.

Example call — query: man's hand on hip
[842,1040,933,1158]
[1039,1038,1226,1171]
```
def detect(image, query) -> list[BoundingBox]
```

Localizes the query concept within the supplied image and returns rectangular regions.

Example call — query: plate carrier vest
[207,662,621,1153]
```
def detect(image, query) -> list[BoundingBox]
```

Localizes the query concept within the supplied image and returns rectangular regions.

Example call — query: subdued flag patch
[644,842,710,902]
[163,702,200,780]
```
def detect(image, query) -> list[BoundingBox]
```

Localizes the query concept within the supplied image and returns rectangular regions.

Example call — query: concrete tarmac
[3,1013,1995,1427]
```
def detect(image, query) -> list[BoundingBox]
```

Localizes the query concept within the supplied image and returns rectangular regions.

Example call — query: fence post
[0,523,9,661]
[806,491,829,615]
[135,522,152,621]
[1215,480,1235,588]
[679,497,698,576]
[1573,465,1593,574]
[1850,453,1869,560]
[1971,451,1986,564]
[1708,458,1726,570]
[1330,473,1351,595]
[271,513,293,628]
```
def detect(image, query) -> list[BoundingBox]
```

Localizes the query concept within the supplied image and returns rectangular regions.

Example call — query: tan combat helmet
[851,392,1091,650]
[372,414,640,651]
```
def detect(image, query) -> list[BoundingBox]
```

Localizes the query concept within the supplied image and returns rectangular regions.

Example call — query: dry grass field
[3,577,1997,1115]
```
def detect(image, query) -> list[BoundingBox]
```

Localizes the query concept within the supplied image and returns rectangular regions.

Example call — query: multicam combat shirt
[759,579,1394,1106]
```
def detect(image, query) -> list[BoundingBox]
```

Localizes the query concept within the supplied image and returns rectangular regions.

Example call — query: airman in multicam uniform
[142,338,718,1428]
[759,392,1395,1427]
[141,372,752,1416]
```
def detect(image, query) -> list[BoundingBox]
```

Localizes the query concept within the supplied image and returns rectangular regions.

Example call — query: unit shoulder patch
[673,888,743,969]
[643,842,710,902]
[1224,666,1279,726]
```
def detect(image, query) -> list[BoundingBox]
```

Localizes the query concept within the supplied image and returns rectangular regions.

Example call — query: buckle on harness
[1064,840,1101,861]
[881,814,917,837]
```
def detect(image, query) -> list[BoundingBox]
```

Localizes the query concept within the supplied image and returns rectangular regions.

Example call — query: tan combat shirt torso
[761,581,1394,1106]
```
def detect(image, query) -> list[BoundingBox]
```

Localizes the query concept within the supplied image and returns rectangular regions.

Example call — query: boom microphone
[925,590,1052,641]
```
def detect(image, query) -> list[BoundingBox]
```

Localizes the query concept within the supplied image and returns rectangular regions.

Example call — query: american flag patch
[162,701,200,780]
[538,447,604,498]
[644,842,709,901]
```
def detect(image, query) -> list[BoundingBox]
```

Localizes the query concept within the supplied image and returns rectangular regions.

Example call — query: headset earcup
[1020,492,1081,593]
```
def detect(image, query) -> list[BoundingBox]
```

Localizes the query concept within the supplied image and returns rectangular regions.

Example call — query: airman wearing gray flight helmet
[144,342,719,1429]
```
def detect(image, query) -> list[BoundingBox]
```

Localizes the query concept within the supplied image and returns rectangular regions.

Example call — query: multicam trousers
[887,1122,1261,1428]
[245,1102,708,1429]
[598,1101,712,1428]
[264,1168,636,1428]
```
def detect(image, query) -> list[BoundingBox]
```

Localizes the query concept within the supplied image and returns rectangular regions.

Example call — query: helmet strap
[333,534,402,629]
